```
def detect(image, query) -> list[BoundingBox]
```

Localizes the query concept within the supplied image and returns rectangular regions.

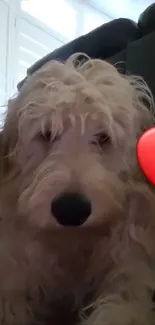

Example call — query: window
[0,0,113,122]
[21,0,77,41]
[82,4,111,35]
[18,0,111,84]
[18,17,64,82]
[0,0,9,109]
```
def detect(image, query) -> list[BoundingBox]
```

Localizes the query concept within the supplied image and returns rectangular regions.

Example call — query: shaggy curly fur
[0,54,155,325]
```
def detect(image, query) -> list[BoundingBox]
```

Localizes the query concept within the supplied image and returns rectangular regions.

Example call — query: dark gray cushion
[17,18,140,90]
[126,31,155,99]
[138,3,155,35]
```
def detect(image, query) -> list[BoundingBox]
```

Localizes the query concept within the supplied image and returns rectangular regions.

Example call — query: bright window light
[82,5,111,35]
[21,0,77,40]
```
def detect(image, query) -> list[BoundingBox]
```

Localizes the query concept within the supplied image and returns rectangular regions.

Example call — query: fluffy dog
[0,54,155,325]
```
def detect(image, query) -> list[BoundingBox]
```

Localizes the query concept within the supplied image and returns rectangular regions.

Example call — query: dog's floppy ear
[127,187,155,257]
[0,129,8,182]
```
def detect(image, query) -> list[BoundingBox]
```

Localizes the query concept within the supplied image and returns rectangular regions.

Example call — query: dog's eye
[39,131,51,142]
[92,132,111,148]
[39,131,61,144]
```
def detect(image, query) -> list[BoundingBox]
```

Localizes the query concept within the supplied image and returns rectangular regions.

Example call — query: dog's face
[2,59,153,232]
[17,86,132,229]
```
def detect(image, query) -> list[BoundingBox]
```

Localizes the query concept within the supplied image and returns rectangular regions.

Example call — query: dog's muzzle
[51,192,91,226]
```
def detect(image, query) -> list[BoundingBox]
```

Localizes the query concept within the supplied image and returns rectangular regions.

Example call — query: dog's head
[0,56,154,231]
[1,55,155,323]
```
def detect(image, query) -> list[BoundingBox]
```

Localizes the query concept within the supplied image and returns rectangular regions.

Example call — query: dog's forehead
[15,58,153,142]
[18,79,129,130]
[19,80,105,115]
[18,60,126,117]
[17,81,113,137]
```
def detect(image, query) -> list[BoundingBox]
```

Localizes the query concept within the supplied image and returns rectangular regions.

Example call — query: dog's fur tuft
[0,54,155,325]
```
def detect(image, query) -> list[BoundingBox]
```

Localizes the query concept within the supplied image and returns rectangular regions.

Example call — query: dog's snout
[51,193,91,226]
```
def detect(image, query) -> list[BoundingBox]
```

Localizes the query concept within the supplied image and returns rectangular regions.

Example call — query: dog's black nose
[51,193,91,226]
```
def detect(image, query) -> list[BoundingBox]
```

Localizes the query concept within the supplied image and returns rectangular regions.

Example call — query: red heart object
[136,126,155,186]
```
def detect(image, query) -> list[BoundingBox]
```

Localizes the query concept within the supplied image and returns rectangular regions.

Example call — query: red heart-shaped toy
[136,127,155,186]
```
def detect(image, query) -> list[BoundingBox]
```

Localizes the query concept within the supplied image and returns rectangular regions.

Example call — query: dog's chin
[19,206,120,325]
[26,207,116,285]
[31,226,113,325]
[33,223,113,289]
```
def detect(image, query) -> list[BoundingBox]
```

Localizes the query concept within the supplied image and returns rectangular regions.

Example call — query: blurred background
[0,0,153,108]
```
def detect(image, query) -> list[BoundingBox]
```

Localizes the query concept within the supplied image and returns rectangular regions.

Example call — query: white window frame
[3,0,112,100]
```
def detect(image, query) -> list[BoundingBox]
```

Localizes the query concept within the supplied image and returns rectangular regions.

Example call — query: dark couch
[18,3,155,100]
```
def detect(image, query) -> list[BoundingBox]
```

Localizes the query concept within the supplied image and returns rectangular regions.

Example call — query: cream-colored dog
[0,54,155,325]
